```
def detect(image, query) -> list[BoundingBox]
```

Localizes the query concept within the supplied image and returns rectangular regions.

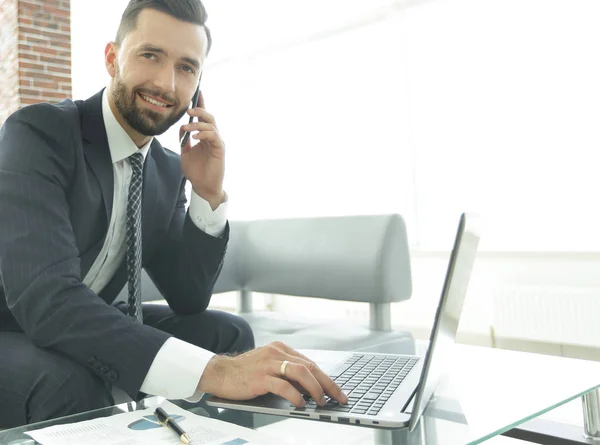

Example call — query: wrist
[197,355,229,394]
[192,187,225,211]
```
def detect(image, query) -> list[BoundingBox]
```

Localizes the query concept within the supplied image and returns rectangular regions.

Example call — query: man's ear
[104,42,118,78]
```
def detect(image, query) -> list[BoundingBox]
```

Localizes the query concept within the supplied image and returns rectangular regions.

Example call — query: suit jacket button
[88,357,98,367]
[107,370,119,382]
[100,365,110,374]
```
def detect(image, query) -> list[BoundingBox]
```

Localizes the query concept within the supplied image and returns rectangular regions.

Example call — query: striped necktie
[126,152,144,323]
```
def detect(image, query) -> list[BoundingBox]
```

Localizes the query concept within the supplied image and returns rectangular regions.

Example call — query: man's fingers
[187,107,215,125]
[314,367,348,404]
[268,376,305,408]
[192,131,220,144]
[293,358,347,404]
[182,122,215,133]
[280,361,328,406]
[289,380,309,396]
[262,342,348,405]
[274,346,348,405]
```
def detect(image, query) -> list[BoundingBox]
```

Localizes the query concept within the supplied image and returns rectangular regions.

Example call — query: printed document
[25,400,282,445]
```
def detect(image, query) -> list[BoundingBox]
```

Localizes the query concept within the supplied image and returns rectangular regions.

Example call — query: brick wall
[0,0,71,125]
[0,0,19,125]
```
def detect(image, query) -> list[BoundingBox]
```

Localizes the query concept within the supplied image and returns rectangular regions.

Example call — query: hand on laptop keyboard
[197,341,349,408]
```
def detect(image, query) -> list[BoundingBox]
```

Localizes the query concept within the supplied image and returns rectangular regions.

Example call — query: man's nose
[153,65,176,93]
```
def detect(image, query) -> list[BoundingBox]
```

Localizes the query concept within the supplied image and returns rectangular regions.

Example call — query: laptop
[207,213,483,430]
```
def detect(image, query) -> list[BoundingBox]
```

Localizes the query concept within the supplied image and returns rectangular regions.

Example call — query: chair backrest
[213,214,412,304]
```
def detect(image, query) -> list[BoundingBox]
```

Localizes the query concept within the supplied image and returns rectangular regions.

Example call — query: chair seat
[239,311,416,355]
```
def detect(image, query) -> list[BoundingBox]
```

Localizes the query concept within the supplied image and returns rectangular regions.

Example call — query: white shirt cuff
[189,191,228,238]
[140,337,215,401]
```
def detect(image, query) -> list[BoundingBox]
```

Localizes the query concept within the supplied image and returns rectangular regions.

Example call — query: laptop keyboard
[290,354,419,416]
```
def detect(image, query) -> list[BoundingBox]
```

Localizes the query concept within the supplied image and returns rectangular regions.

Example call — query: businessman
[0,0,346,429]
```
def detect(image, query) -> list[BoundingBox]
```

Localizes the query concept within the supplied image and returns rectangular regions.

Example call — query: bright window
[72,0,600,252]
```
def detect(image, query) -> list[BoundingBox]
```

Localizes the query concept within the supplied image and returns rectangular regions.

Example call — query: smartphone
[180,72,202,149]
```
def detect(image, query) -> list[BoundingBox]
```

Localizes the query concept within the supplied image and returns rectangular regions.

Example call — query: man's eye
[143,53,157,60]
[181,65,195,74]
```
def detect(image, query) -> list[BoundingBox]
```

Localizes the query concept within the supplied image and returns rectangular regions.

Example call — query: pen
[155,407,191,444]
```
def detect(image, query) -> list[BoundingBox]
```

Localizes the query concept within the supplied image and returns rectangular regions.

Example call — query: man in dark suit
[0,0,347,428]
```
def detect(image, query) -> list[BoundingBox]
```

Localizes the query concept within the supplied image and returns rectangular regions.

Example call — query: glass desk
[2,343,599,445]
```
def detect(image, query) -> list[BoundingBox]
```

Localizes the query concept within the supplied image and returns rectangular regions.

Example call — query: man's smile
[138,93,174,111]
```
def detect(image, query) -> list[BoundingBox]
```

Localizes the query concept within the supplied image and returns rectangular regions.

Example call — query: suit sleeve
[0,105,171,399]
[144,178,229,315]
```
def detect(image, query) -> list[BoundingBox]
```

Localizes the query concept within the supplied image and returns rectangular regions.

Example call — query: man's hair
[115,0,212,53]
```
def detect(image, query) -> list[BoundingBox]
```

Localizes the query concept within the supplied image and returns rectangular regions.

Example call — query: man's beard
[112,73,187,137]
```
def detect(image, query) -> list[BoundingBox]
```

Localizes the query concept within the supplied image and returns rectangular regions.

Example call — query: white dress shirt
[82,90,226,401]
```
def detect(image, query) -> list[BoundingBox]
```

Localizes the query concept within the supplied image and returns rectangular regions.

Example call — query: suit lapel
[80,89,114,225]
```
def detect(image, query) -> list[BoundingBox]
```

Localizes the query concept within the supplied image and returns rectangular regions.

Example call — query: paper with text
[25,400,280,445]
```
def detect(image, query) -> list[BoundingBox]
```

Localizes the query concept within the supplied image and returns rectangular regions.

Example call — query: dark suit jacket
[0,89,229,399]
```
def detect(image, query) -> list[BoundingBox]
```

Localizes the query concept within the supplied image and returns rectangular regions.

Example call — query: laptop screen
[408,213,483,430]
